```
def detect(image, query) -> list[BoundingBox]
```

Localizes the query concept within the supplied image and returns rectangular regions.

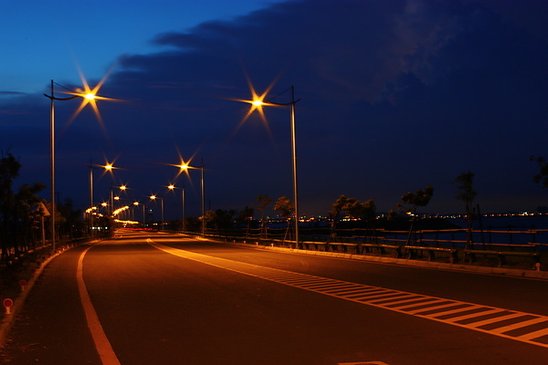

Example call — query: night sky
[1,0,547,218]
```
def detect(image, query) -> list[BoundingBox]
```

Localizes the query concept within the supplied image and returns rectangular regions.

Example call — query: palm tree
[455,172,476,247]
[256,194,272,238]
[400,185,434,245]
[330,195,349,238]
[274,196,293,241]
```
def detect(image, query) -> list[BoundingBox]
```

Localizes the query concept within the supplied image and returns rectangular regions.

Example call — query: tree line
[199,155,547,239]
[1,152,546,255]
[0,153,84,261]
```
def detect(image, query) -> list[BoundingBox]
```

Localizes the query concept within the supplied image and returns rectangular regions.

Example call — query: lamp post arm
[264,98,301,107]
[43,94,79,101]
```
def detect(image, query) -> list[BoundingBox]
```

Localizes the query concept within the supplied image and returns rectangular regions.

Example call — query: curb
[0,241,97,349]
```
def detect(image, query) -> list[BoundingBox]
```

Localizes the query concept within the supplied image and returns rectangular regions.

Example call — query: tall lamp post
[236,84,301,247]
[149,194,164,229]
[167,183,186,231]
[109,183,126,217]
[44,79,109,252]
[89,162,94,237]
[88,161,115,237]
[176,160,205,236]
[132,201,140,222]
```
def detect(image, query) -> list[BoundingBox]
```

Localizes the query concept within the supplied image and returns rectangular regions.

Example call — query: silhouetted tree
[212,209,236,233]
[0,153,45,259]
[455,171,476,246]
[256,194,272,238]
[346,198,377,224]
[530,156,548,188]
[274,196,293,240]
[14,183,45,249]
[330,195,377,238]
[274,196,293,219]
[57,198,84,239]
[329,195,349,237]
[237,206,254,236]
[203,210,217,230]
[401,185,434,213]
[0,153,21,260]
[400,185,434,244]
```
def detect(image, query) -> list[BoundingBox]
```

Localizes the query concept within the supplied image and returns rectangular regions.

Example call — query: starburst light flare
[64,70,117,128]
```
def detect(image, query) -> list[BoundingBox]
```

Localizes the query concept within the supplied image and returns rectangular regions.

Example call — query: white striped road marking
[149,240,548,349]
[77,246,121,365]
[443,308,503,323]
[391,298,444,310]
[491,317,548,334]
[424,305,476,318]
[407,302,463,314]
[519,327,548,341]
[338,362,389,365]
[467,312,529,328]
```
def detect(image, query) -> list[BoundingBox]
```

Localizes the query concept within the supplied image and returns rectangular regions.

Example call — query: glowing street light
[44,76,113,252]
[149,194,164,228]
[89,160,117,237]
[173,158,206,236]
[103,162,115,173]
[132,201,140,222]
[110,184,127,216]
[166,183,186,232]
[235,81,301,247]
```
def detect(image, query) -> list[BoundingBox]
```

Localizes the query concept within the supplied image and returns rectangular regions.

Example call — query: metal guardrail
[201,230,544,271]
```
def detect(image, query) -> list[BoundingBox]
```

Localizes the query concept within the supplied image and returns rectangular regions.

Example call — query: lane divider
[149,239,548,349]
[77,246,121,365]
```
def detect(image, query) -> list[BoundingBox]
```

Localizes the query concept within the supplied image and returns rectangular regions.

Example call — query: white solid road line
[77,246,121,365]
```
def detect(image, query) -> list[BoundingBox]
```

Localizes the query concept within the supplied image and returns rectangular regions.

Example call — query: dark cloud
[0,91,27,95]
[1,0,547,216]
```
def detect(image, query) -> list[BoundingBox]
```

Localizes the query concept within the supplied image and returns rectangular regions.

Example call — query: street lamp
[89,162,94,237]
[88,160,116,237]
[109,182,126,216]
[175,159,205,236]
[236,83,301,247]
[132,201,139,222]
[167,183,186,232]
[44,78,111,252]
[149,194,164,229]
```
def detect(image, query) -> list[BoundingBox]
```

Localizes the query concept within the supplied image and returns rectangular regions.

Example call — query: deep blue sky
[1,0,547,218]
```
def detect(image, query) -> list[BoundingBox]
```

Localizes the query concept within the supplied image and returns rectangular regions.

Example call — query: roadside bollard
[3,298,14,315]
[19,279,28,291]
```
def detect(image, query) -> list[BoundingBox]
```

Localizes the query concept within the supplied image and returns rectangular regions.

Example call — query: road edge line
[77,246,121,365]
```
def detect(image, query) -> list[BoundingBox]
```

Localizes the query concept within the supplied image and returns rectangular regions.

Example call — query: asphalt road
[1,230,547,364]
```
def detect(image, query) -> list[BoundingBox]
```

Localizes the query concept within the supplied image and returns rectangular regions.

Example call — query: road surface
[1,230,547,364]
